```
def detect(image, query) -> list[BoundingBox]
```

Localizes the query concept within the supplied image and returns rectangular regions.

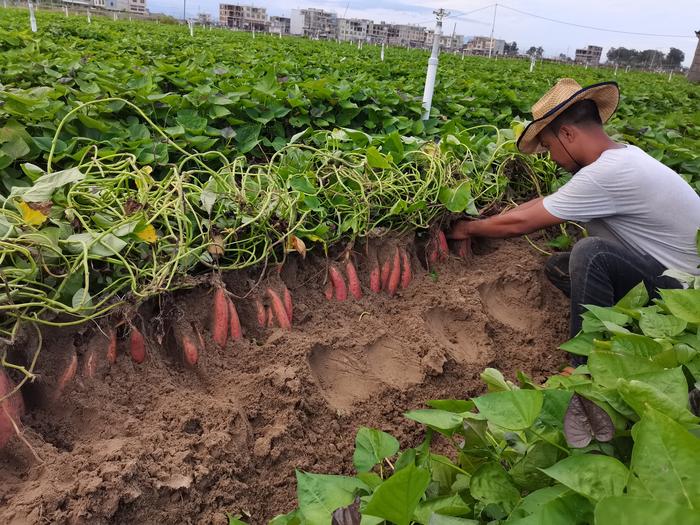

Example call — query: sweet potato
[386,247,401,296]
[329,266,347,301]
[0,369,24,450]
[427,238,439,265]
[345,260,362,300]
[437,230,449,262]
[83,347,98,378]
[211,288,229,348]
[369,253,381,293]
[265,306,274,328]
[130,327,146,364]
[380,257,392,291]
[56,350,78,400]
[282,286,293,324]
[267,288,291,330]
[106,329,117,364]
[180,333,199,367]
[228,299,242,340]
[324,279,334,300]
[455,238,471,260]
[400,247,412,289]
[255,299,267,328]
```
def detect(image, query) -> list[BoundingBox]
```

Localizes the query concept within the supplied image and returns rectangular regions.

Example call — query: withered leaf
[563,393,614,448]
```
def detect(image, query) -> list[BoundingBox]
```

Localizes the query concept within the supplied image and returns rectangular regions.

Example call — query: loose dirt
[0,236,570,524]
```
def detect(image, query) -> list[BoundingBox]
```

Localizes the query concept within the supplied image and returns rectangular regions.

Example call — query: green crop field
[1,8,700,525]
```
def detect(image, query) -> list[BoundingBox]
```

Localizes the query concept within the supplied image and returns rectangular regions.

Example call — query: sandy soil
[0,236,570,524]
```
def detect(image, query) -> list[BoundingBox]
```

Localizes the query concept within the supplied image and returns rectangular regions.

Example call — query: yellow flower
[17,200,49,226]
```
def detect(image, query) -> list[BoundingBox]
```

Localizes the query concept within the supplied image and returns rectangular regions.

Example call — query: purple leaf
[564,394,614,448]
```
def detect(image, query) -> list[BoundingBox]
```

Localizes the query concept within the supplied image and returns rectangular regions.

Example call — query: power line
[498,4,695,38]
[446,4,495,21]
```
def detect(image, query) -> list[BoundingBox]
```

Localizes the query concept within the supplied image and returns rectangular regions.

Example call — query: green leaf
[510,441,560,490]
[65,232,128,257]
[639,311,687,338]
[425,399,475,413]
[295,471,367,524]
[363,463,431,525]
[413,494,472,524]
[628,408,700,508]
[404,409,464,434]
[615,281,649,309]
[353,427,400,473]
[426,517,478,525]
[481,368,514,392]
[438,181,476,214]
[595,497,700,525]
[658,289,700,323]
[583,304,630,326]
[588,350,663,388]
[611,334,663,358]
[558,332,598,356]
[366,146,391,169]
[235,123,262,153]
[10,167,84,202]
[469,461,520,512]
[617,377,699,425]
[540,455,628,502]
[473,390,543,430]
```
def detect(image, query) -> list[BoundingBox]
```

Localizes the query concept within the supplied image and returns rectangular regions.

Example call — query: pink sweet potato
[211,288,229,348]
[267,288,291,330]
[345,260,362,300]
[369,253,381,293]
[386,248,401,296]
[282,286,293,324]
[228,298,242,340]
[400,247,412,289]
[255,299,267,328]
[437,230,449,262]
[329,266,347,301]
[130,327,146,364]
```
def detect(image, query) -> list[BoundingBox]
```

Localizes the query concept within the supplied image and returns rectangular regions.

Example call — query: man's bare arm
[448,197,563,239]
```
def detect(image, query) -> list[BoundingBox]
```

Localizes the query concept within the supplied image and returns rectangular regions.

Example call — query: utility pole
[422,8,448,120]
[183,0,186,22]
[488,3,497,59]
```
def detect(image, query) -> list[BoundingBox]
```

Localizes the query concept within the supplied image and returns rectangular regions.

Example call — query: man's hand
[448,220,472,240]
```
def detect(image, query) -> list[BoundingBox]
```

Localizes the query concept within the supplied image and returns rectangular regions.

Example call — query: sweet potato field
[1,7,700,525]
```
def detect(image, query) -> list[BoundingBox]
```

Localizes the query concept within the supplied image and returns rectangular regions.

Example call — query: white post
[279,30,282,39]
[488,3,497,59]
[188,19,194,37]
[28,1,37,32]
[380,42,384,61]
[113,12,117,21]
[614,63,618,76]
[461,50,465,60]
[585,63,588,70]
[86,9,91,24]
[668,70,673,81]
[625,65,630,73]
[529,56,536,72]
[2,0,7,8]
[422,8,447,120]
[252,28,255,38]
[64,5,68,16]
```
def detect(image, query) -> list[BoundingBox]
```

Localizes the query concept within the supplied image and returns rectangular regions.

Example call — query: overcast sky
[151,0,699,65]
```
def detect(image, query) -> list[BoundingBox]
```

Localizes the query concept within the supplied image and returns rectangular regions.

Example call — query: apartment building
[338,18,371,41]
[575,45,603,65]
[269,16,290,35]
[464,36,505,56]
[290,8,337,39]
[219,4,269,31]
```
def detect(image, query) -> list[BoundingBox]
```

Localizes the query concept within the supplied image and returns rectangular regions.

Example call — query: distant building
[197,13,213,24]
[102,0,147,13]
[367,21,389,44]
[269,16,290,35]
[438,33,464,51]
[290,8,337,39]
[689,31,700,82]
[575,45,603,65]
[464,36,505,56]
[338,18,371,42]
[219,4,268,31]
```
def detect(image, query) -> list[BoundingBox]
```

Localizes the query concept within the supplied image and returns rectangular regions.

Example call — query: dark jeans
[544,237,681,364]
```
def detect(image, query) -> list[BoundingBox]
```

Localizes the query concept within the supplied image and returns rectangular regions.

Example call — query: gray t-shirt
[543,145,700,275]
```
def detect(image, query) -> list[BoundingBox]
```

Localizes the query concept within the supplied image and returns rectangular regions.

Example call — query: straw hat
[516,78,620,154]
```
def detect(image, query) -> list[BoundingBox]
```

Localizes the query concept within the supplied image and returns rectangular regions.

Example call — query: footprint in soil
[477,278,544,333]
[423,307,490,365]
[308,336,422,411]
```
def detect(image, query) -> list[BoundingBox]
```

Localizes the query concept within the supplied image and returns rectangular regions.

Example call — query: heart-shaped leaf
[563,394,614,448]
